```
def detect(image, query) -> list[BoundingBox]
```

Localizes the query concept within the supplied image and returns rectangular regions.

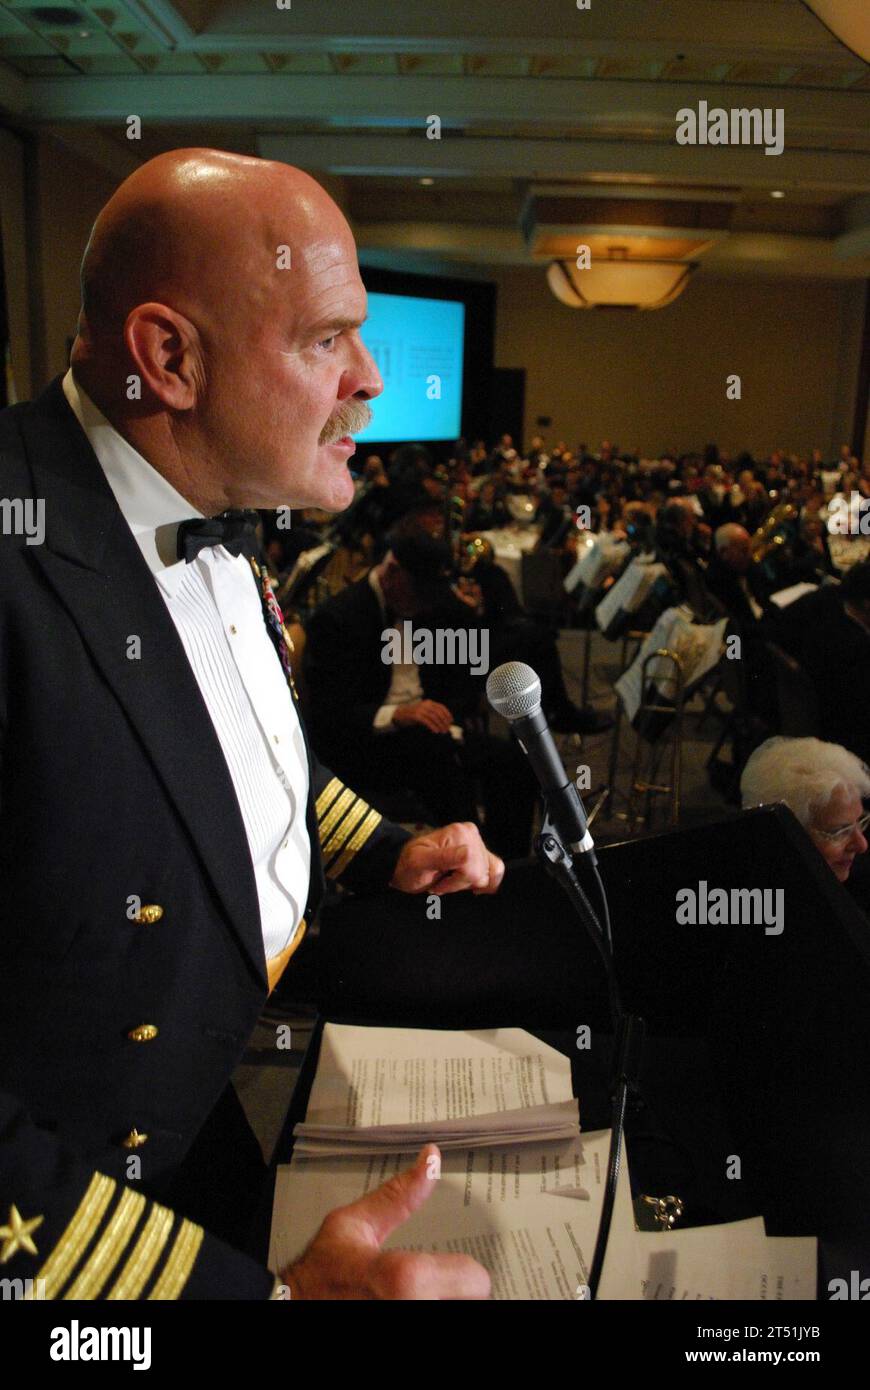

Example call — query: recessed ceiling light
[419,177,434,186]
[770,190,785,198]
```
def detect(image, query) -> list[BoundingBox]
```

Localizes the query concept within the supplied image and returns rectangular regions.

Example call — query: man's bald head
[71,148,382,516]
[77,148,346,342]
[715,523,752,572]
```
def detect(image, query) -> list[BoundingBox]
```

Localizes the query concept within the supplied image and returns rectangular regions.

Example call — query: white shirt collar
[62,368,203,575]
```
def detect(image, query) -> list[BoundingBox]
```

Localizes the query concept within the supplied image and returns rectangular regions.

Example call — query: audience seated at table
[267,426,867,834]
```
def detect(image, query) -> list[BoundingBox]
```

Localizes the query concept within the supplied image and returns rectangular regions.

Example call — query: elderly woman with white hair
[741,736,870,883]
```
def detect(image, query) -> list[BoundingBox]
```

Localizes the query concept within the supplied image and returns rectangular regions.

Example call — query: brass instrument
[750,501,798,564]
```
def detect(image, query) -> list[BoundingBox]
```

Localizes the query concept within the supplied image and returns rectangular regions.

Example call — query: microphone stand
[535,811,645,1300]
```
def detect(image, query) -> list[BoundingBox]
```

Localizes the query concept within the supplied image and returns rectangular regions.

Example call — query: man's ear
[124,302,203,411]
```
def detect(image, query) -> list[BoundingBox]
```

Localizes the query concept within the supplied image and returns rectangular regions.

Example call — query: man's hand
[390,822,505,896]
[281,1144,491,1300]
[454,578,483,612]
[392,700,453,734]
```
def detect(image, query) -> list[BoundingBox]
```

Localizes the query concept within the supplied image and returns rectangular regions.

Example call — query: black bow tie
[176,510,260,563]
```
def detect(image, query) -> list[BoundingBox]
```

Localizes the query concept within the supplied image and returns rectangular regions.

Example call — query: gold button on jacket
[127,1024,159,1043]
[133,904,163,924]
[121,1129,149,1149]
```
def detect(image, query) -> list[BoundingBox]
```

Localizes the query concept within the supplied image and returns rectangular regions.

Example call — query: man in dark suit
[304,531,537,859]
[0,149,500,1301]
[705,524,770,628]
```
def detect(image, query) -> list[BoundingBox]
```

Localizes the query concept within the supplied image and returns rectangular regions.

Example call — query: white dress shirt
[62,370,310,962]
[368,569,424,729]
[368,569,463,742]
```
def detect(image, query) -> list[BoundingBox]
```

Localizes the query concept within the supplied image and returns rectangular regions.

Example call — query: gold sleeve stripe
[26,1172,116,1300]
[321,798,370,865]
[147,1219,204,1301]
[327,808,383,880]
[317,788,356,848]
[63,1188,147,1300]
[315,776,343,820]
[105,1202,175,1301]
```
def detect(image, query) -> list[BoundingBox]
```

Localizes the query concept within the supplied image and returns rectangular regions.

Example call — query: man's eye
[317,335,336,351]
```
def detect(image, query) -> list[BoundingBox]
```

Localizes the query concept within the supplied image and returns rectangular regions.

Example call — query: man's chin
[309,444,357,512]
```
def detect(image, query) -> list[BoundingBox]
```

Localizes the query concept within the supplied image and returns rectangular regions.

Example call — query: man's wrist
[374,703,399,730]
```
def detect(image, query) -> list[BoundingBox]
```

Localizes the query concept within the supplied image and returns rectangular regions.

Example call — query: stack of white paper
[295,1099,581,1157]
[292,1024,580,1157]
[270,1024,817,1300]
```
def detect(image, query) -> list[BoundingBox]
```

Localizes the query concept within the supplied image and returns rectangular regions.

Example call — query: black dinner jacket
[0,377,409,1299]
[303,574,483,771]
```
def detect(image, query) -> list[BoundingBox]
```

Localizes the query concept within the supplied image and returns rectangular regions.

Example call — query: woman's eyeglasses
[812,811,870,844]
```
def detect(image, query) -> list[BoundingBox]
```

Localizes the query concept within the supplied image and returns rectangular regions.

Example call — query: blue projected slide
[356,291,465,443]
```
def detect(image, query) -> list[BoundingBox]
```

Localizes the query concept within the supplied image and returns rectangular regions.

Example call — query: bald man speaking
[0,150,498,1300]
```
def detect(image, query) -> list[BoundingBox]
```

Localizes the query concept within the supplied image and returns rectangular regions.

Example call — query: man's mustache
[319,399,373,446]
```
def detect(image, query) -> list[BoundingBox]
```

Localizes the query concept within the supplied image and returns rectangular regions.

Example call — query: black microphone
[486,661,595,859]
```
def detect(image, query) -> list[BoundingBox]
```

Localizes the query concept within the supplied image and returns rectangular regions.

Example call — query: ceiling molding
[528,182,743,203]
[19,73,870,143]
[354,220,526,264]
[194,0,860,56]
[355,218,870,277]
[256,134,870,195]
[122,0,197,48]
[164,31,865,70]
[1,1,863,284]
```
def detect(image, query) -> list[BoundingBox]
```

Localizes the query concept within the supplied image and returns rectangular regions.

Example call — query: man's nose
[346,337,383,402]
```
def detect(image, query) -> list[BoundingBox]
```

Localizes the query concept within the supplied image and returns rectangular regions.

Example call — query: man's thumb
[355,1144,441,1246]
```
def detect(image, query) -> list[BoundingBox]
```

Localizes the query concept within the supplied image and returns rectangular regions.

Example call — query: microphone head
[486,662,542,721]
